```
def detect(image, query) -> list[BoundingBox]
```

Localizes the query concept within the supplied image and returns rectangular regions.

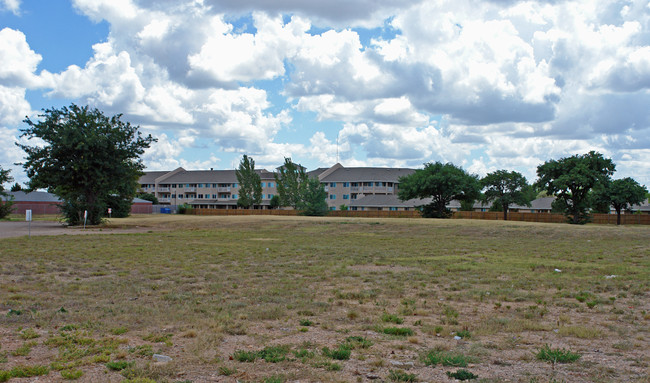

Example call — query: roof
[629,198,650,212]
[139,169,276,184]
[138,171,170,184]
[4,191,62,203]
[132,198,153,204]
[319,167,415,183]
[307,167,329,179]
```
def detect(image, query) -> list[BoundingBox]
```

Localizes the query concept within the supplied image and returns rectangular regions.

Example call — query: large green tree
[296,177,328,216]
[19,104,156,225]
[274,157,308,208]
[0,166,14,219]
[481,170,534,220]
[398,162,480,218]
[235,154,262,209]
[594,177,647,225]
[535,151,615,224]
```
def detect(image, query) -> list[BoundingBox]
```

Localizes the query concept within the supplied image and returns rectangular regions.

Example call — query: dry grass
[0,215,648,382]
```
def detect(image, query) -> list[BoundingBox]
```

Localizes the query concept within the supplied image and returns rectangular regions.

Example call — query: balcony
[184,187,196,192]
[217,187,231,192]
[157,187,170,192]
[350,186,360,192]
[158,197,171,203]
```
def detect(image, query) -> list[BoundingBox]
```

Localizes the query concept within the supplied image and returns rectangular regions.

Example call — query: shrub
[345,336,373,349]
[446,369,478,380]
[382,313,404,324]
[421,347,473,367]
[382,327,414,337]
[388,369,418,382]
[536,345,581,364]
[106,360,134,371]
[322,345,351,360]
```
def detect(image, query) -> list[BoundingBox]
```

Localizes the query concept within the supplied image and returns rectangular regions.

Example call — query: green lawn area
[0,216,648,382]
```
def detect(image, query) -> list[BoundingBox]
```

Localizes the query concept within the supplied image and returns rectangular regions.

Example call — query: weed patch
[536,345,581,364]
[421,347,474,367]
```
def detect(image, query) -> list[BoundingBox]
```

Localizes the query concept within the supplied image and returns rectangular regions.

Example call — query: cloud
[0,0,20,15]
[0,28,52,88]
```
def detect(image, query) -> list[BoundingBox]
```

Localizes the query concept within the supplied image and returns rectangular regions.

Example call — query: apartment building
[139,167,278,209]
[315,163,416,211]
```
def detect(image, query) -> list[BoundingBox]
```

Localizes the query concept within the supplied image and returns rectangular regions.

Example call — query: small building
[2,191,153,215]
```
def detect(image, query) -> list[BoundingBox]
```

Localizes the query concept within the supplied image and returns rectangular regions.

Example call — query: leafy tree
[235,154,262,209]
[10,182,22,192]
[297,177,328,216]
[481,170,534,220]
[274,157,308,208]
[0,166,15,218]
[535,151,615,224]
[269,195,280,209]
[136,192,159,205]
[460,200,475,211]
[398,162,480,218]
[18,104,155,225]
[594,178,647,225]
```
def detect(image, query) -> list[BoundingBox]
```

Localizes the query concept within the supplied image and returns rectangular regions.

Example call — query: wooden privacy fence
[190,208,650,224]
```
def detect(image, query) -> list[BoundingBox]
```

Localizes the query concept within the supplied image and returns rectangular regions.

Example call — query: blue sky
[1,0,649,186]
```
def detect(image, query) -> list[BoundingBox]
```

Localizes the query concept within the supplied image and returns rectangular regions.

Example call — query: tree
[269,195,280,209]
[274,157,308,208]
[235,154,262,209]
[136,192,159,205]
[10,182,22,192]
[0,166,14,219]
[398,162,480,218]
[19,104,156,225]
[535,151,615,224]
[297,177,328,216]
[481,170,534,220]
[594,178,647,225]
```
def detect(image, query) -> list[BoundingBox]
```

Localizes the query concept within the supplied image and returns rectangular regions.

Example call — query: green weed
[388,369,418,382]
[382,327,414,337]
[421,347,474,367]
[446,369,478,380]
[536,345,581,364]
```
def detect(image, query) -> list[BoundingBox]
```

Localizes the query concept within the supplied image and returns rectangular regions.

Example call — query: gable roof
[4,191,62,203]
[319,166,415,183]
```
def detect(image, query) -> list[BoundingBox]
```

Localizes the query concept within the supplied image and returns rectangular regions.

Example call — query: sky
[1,0,649,186]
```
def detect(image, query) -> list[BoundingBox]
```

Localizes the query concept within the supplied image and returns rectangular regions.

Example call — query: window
[198,194,204,199]
[343,195,349,200]
[232,194,237,199]
[268,194,274,199]
[178,195,183,199]
[330,207,336,211]
[351,182,358,187]
[199,184,204,188]
[390,207,398,211]
[351,207,358,211]
[261,182,266,187]
[171,184,176,188]
[186,184,191,187]
[232,183,237,187]
[330,182,336,187]
[171,194,176,198]
[376,182,383,187]
[213,183,218,188]
[351,194,357,200]
[343,182,350,187]
[268,182,274,188]
[329,194,336,200]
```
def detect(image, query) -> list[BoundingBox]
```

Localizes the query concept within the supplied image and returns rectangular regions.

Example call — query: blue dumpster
[161,208,171,214]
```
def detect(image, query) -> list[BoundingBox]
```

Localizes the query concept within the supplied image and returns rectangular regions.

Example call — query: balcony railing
[157,187,170,192]
[217,187,231,192]
[158,197,171,203]
[184,187,196,192]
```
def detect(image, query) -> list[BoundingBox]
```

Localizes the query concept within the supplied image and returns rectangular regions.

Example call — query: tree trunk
[616,208,621,225]
[503,206,508,221]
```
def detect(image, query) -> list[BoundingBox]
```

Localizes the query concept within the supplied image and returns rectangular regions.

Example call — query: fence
[188,207,650,225]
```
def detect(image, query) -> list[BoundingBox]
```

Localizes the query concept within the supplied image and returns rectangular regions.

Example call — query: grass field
[0,215,648,382]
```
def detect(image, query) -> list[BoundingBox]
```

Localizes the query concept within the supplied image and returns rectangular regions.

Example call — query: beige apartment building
[139,163,419,211]
[139,167,279,209]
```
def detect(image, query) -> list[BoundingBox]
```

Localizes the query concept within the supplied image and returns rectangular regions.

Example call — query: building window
[351,207,358,211]
[329,194,336,200]
[232,194,237,199]
[178,195,183,199]
[343,182,350,187]
[268,182,274,187]
[330,207,336,211]
[198,184,203,188]
[351,194,357,200]
[268,194,274,199]
[376,182,383,187]
[261,182,266,187]
[330,182,336,187]
[232,183,237,187]
[390,207,397,211]
[343,194,349,200]
[171,194,176,198]
[198,194,204,199]
[351,182,358,187]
